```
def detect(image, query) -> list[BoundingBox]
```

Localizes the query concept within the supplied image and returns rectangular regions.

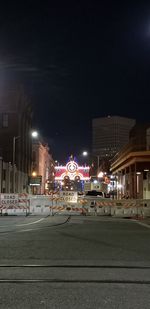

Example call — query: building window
[2,114,8,128]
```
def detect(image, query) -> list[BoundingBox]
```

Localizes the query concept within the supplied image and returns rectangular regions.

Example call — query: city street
[0,215,150,308]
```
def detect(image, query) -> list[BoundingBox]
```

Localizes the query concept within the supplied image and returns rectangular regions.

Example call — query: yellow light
[98,171,104,178]
[32,171,37,177]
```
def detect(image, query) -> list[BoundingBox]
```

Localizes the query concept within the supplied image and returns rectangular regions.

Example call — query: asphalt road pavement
[0,215,150,308]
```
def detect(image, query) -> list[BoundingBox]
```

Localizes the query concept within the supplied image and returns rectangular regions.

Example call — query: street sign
[60,191,77,203]
[0,194,18,208]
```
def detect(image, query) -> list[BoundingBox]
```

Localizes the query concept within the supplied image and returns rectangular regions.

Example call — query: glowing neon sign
[55,160,90,181]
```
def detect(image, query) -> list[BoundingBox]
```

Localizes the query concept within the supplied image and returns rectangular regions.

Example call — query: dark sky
[0,1,150,162]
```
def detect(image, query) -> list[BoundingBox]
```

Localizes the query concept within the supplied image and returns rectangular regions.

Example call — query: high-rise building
[92,116,136,161]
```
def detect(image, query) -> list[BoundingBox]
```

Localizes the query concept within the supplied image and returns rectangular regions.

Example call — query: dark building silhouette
[0,86,33,192]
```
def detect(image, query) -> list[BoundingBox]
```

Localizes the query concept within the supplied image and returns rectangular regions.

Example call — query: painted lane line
[0,279,150,284]
[134,221,150,229]
[16,218,45,226]
[18,229,34,232]
[0,265,150,269]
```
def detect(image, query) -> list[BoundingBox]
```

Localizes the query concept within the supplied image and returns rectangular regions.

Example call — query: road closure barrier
[0,193,29,215]
[1,194,150,218]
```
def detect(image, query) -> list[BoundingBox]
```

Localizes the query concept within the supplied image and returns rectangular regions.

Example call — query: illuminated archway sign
[55,160,90,181]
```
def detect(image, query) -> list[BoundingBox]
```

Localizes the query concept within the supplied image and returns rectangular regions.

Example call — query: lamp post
[31,131,39,171]
[30,130,39,194]
[82,151,100,175]
[0,157,3,194]
[12,131,39,194]
[12,136,20,193]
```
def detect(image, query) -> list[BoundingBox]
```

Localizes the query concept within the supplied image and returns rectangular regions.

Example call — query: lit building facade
[55,158,90,191]
[31,141,55,194]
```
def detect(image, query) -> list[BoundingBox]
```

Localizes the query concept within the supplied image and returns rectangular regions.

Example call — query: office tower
[92,115,136,160]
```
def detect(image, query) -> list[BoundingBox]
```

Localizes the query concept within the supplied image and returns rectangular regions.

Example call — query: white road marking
[133,220,150,229]
[19,229,34,232]
[16,218,45,227]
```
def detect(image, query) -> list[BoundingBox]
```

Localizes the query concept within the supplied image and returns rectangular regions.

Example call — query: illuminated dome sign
[55,160,90,181]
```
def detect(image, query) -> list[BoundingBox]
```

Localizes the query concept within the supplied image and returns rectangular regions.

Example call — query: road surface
[0,215,150,308]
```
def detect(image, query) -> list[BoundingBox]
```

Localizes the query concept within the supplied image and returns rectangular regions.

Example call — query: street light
[82,151,88,157]
[12,136,20,193]
[97,171,104,178]
[32,171,37,177]
[12,131,39,193]
[31,131,38,138]
[82,151,100,174]
[31,130,40,195]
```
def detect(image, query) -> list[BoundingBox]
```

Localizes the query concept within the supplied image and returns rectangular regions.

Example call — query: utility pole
[0,157,3,193]
[12,136,20,193]
[96,155,100,173]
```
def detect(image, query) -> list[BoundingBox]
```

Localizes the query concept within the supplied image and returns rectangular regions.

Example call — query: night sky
[0,1,150,162]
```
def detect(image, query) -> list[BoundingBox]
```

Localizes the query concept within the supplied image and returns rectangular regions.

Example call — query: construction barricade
[1,193,150,218]
[28,195,86,216]
[78,197,114,216]
[110,200,138,218]
[0,193,29,216]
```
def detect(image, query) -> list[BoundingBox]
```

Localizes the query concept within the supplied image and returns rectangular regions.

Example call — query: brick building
[31,140,55,194]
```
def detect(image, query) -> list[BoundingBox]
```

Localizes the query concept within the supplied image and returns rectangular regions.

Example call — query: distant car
[85,190,105,198]
[105,193,110,198]
[78,192,84,196]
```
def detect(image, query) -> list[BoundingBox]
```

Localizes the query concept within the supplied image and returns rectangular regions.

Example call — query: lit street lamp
[82,151,100,174]
[32,171,37,177]
[30,130,40,195]
[31,130,39,173]
[12,131,39,193]
[31,131,38,138]
[97,171,104,178]
[82,151,88,157]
